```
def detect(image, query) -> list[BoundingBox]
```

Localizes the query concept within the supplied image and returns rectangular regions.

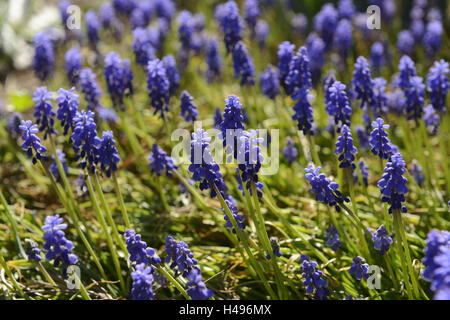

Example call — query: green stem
[155,175,170,213]
[156,266,190,300]
[394,210,421,299]
[92,173,128,254]
[86,175,126,293]
[212,182,278,299]
[38,161,107,280]
[392,210,414,299]
[0,253,25,296]
[36,261,57,286]
[0,190,26,259]
[251,181,287,300]
[112,171,132,229]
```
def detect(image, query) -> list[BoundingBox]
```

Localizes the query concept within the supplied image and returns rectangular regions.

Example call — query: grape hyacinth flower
[277,41,295,91]
[334,19,353,61]
[427,60,449,113]
[147,59,170,118]
[213,108,223,129]
[255,21,269,48]
[26,241,42,262]
[423,105,440,135]
[56,87,79,136]
[219,95,245,157]
[326,225,341,252]
[223,198,245,234]
[132,28,156,66]
[292,88,314,135]
[386,89,406,115]
[352,56,374,110]
[300,255,329,300]
[112,0,137,16]
[354,125,369,152]
[205,37,222,83]
[97,131,120,177]
[410,159,425,187]
[282,137,298,165]
[372,225,393,255]
[422,230,450,299]
[42,214,78,277]
[354,160,369,186]
[292,13,308,36]
[189,129,227,198]
[49,149,69,182]
[335,125,357,170]
[285,46,312,96]
[405,76,425,121]
[259,64,279,100]
[71,110,101,173]
[237,130,264,198]
[215,1,242,54]
[18,120,48,164]
[371,77,388,117]
[370,42,385,74]
[378,152,408,214]
[398,55,416,91]
[164,235,198,277]
[397,30,415,57]
[131,263,155,300]
[369,118,392,160]
[7,113,23,140]
[348,256,369,281]
[59,1,71,29]
[313,3,338,51]
[104,52,133,110]
[177,10,195,51]
[244,0,260,35]
[85,10,100,49]
[64,47,82,86]
[33,32,54,82]
[124,229,161,267]
[232,42,255,86]
[338,0,355,20]
[80,68,102,112]
[325,81,352,132]
[304,164,349,212]
[410,19,424,42]
[162,54,181,97]
[179,91,198,122]
[423,21,443,58]
[186,269,214,300]
[266,237,282,260]
[148,144,178,177]
[33,87,56,140]
[306,33,325,84]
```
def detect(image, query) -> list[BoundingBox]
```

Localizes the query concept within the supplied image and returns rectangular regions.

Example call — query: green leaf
[8,92,33,112]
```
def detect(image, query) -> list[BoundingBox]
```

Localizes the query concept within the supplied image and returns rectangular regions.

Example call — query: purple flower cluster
[56,87,79,135]
[232,42,255,86]
[124,229,161,267]
[369,118,392,160]
[33,32,54,81]
[326,225,341,252]
[237,130,264,198]
[325,81,352,132]
[104,52,133,110]
[33,87,56,139]
[180,91,199,122]
[42,214,78,277]
[259,65,279,100]
[282,137,298,165]
[189,129,227,198]
[300,255,329,300]
[215,1,242,54]
[148,144,178,177]
[348,256,369,281]
[335,125,357,170]
[422,230,450,300]
[19,120,48,164]
[378,152,408,214]
[305,164,349,212]
[371,225,393,256]
[147,59,170,118]
[64,47,82,86]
